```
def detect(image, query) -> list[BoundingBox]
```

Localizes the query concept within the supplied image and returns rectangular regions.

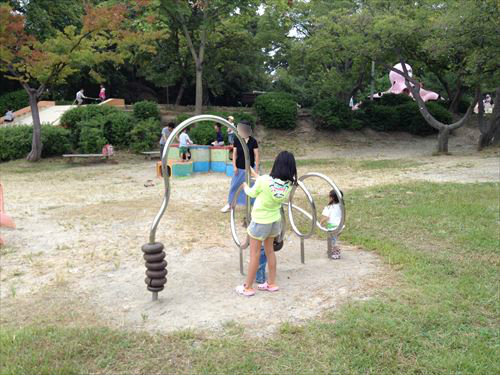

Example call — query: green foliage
[189,122,227,145]
[78,125,107,154]
[102,111,134,148]
[175,113,190,125]
[129,118,161,153]
[41,126,71,157]
[133,101,160,121]
[312,98,356,130]
[254,92,297,129]
[0,125,70,161]
[0,90,29,114]
[377,93,413,107]
[0,126,32,161]
[361,102,400,132]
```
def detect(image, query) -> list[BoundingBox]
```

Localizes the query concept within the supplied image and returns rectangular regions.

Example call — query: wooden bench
[63,154,112,163]
[141,151,161,160]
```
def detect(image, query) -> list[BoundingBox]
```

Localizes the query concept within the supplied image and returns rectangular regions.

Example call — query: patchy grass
[1,182,499,374]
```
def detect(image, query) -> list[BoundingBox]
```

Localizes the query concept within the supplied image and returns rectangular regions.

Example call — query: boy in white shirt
[178,128,193,162]
[320,189,343,259]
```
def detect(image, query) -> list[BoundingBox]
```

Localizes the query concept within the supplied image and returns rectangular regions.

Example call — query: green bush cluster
[174,111,257,145]
[60,105,134,151]
[133,101,160,121]
[312,98,358,131]
[130,118,161,153]
[0,90,29,114]
[0,125,71,161]
[312,94,452,136]
[254,92,297,129]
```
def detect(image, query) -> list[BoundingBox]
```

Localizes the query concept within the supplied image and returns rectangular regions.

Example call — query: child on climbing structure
[320,189,343,259]
[178,128,193,162]
[235,151,297,296]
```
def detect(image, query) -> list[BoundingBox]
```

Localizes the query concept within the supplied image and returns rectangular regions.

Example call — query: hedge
[174,111,257,145]
[0,125,71,161]
[0,90,29,115]
[254,92,297,129]
[133,101,160,121]
[312,98,356,130]
[79,125,107,154]
[130,118,161,153]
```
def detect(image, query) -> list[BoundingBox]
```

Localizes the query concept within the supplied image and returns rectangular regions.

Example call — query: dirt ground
[1,125,498,335]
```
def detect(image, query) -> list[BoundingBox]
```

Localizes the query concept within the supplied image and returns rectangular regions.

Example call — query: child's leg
[263,236,277,285]
[244,237,262,289]
[256,245,267,284]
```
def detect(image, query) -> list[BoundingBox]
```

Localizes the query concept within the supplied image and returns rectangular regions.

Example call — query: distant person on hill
[159,122,175,157]
[99,85,106,102]
[4,109,14,123]
[211,124,224,146]
[75,89,88,106]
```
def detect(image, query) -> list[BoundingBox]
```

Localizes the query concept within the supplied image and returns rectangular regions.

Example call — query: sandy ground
[1,127,498,335]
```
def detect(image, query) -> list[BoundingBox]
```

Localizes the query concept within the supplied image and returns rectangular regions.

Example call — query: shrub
[130,118,161,152]
[254,92,297,129]
[102,111,134,147]
[312,98,354,130]
[79,125,107,154]
[133,101,160,121]
[376,93,413,106]
[0,126,32,161]
[60,105,119,128]
[362,104,400,131]
[175,113,190,125]
[41,126,71,157]
[190,122,228,145]
[397,101,450,136]
[0,90,29,114]
[232,112,256,128]
[0,125,71,161]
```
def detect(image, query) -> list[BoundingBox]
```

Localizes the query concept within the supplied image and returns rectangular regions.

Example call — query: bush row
[175,111,257,145]
[0,90,29,115]
[312,94,453,136]
[0,125,71,161]
[254,92,298,130]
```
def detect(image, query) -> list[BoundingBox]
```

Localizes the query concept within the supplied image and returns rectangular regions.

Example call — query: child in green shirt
[235,151,297,296]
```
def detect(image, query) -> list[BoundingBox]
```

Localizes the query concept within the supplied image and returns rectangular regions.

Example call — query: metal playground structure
[142,115,345,301]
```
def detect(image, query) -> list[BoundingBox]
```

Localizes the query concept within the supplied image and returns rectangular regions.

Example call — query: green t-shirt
[244,174,292,224]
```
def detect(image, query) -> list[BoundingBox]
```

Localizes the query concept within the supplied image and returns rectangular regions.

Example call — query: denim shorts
[247,220,282,241]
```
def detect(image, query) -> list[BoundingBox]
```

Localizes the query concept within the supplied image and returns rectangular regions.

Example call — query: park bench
[62,153,112,163]
[141,151,161,160]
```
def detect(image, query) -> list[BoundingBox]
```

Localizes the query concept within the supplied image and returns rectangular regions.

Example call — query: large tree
[159,0,260,114]
[0,1,161,161]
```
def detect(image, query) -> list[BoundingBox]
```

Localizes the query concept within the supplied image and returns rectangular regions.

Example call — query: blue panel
[193,161,210,172]
[210,161,227,173]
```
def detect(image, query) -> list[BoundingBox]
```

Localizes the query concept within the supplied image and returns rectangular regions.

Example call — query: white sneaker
[220,204,231,213]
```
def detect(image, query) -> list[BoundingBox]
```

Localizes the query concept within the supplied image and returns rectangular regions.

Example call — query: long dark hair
[328,189,339,205]
[270,151,297,184]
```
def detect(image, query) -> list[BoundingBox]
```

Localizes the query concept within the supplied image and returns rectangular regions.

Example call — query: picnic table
[62,154,112,163]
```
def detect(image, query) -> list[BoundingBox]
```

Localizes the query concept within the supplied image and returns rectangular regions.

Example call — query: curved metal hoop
[148,115,251,244]
[297,172,345,237]
[287,180,317,239]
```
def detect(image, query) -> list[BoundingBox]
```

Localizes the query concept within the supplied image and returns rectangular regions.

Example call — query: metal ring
[148,115,251,244]
[230,181,252,248]
[287,180,317,238]
[297,172,345,237]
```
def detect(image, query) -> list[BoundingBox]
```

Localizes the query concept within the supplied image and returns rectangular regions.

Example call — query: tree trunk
[195,63,203,115]
[175,80,186,106]
[478,86,500,150]
[449,80,463,114]
[436,128,450,154]
[26,90,42,162]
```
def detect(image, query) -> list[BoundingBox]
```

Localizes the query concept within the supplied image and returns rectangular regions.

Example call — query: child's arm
[320,215,328,225]
[243,176,262,198]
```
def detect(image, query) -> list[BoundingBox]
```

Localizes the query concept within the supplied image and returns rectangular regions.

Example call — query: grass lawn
[1,182,498,374]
